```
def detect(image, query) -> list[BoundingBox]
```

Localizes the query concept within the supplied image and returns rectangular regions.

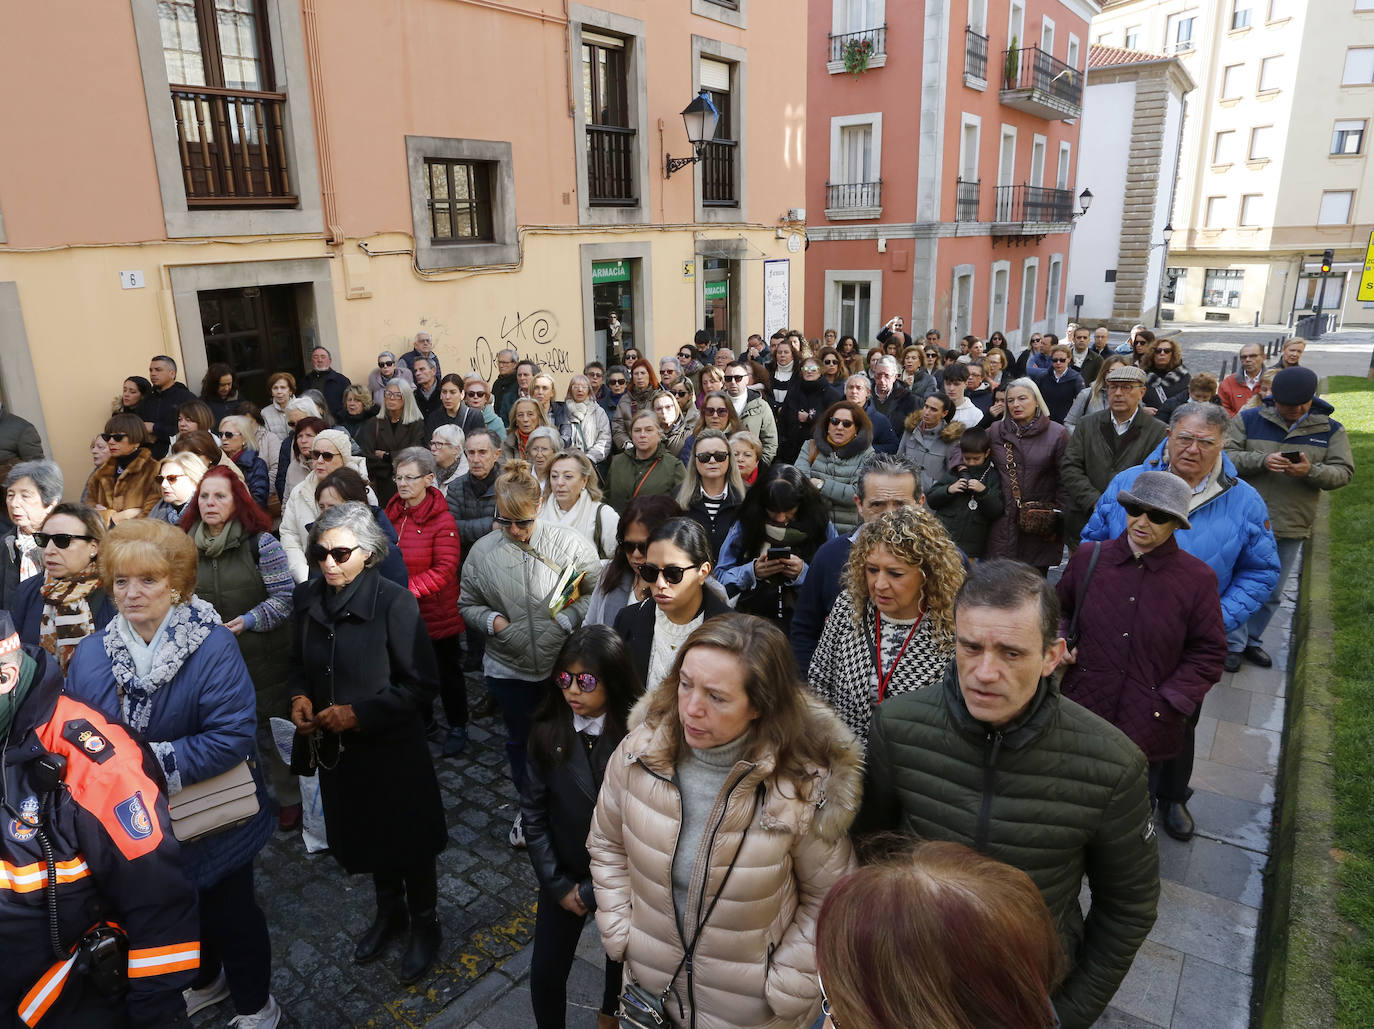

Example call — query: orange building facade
[805,0,1097,350]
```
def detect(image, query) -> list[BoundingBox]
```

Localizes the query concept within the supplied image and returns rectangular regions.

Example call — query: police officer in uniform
[0,612,199,1027]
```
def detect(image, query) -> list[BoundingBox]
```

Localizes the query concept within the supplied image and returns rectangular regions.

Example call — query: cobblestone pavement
[189,673,542,1029]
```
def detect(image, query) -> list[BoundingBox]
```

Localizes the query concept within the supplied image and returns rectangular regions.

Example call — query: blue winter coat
[65,618,274,889]
[8,574,118,647]
[1080,441,1280,632]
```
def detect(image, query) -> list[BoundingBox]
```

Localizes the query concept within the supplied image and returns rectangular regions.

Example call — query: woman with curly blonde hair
[807,505,963,751]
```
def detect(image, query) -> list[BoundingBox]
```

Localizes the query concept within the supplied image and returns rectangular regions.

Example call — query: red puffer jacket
[385,486,465,639]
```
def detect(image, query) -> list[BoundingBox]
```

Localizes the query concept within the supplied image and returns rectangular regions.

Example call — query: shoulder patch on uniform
[62,719,114,764]
[114,792,154,841]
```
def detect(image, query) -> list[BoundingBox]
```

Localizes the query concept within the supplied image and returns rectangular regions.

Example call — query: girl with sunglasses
[612,517,727,691]
[87,412,160,524]
[585,494,682,628]
[677,429,745,562]
[521,626,643,1029]
[795,401,874,533]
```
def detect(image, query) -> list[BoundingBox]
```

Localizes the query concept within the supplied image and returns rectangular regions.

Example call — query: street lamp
[665,92,720,178]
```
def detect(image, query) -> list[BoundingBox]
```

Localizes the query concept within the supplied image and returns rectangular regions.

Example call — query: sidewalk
[434,566,1301,1029]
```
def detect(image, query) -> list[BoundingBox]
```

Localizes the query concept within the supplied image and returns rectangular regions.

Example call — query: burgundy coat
[385,486,465,639]
[987,415,1070,568]
[1055,533,1227,761]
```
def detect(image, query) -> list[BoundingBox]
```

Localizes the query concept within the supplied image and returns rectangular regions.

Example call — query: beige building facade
[0,0,806,487]
[1092,0,1374,329]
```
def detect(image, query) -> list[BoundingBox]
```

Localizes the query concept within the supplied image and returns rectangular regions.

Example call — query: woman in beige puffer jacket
[588,613,862,1029]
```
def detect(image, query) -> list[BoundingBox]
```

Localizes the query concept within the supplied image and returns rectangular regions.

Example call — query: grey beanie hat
[1117,470,1192,530]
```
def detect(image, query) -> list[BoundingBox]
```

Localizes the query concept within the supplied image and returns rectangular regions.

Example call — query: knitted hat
[1117,471,1192,530]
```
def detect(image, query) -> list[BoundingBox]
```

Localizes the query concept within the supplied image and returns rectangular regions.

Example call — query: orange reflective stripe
[0,858,89,894]
[127,942,201,978]
[18,954,76,1026]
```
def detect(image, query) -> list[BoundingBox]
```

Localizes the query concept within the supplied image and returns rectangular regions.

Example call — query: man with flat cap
[1224,365,1353,666]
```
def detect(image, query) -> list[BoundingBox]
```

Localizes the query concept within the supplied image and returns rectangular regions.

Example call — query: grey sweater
[671,732,753,933]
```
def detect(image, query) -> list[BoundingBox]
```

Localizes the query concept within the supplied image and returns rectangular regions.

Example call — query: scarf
[39,569,102,674]
[191,518,244,559]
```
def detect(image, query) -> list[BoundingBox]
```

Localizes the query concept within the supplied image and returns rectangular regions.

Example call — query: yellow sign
[1360,230,1374,302]
[682,260,696,283]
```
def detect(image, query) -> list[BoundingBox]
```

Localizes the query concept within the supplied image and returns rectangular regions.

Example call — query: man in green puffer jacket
[857,560,1159,1029]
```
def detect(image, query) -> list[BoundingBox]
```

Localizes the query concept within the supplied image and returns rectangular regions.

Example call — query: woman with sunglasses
[676,429,745,561]
[280,428,374,582]
[612,516,727,692]
[585,495,682,627]
[521,626,642,1029]
[219,414,271,507]
[606,411,686,514]
[359,379,426,506]
[9,503,116,669]
[87,413,160,524]
[540,452,620,561]
[679,390,742,466]
[288,501,446,985]
[460,460,602,847]
[612,359,665,453]
[148,451,212,524]
[588,613,860,1029]
[796,400,875,534]
[777,358,843,465]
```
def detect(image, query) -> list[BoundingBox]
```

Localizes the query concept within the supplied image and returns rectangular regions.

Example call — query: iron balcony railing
[1001,45,1083,108]
[169,85,295,206]
[993,184,1075,223]
[826,181,882,210]
[965,28,989,80]
[956,178,980,221]
[586,124,637,206]
[828,25,886,64]
[701,139,737,206]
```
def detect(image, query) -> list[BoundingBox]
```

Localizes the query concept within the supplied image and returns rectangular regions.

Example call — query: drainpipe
[301,0,343,245]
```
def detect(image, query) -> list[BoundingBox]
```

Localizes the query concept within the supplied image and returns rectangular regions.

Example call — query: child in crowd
[926,428,1004,560]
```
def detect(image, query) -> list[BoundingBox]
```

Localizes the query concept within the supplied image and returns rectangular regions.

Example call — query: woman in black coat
[521,626,644,1029]
[288,501,445,986]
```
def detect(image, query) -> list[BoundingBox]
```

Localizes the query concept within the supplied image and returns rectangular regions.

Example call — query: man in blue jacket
[1082,402,1279,842]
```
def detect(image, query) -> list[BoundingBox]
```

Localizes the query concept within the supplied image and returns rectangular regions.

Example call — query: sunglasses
[1122,502,1175,525]
[637,562,699,585]
[308,543,361,565]
[100,432,129,443]
[34,532,95,549]
[621,539,650,555]
[829,417,854,428]
[310,450,340,462]
[695,450,728,463]
[378,360,395,368]
[556,671,600,693]
[495,515,534,529]
[154,474,185,485]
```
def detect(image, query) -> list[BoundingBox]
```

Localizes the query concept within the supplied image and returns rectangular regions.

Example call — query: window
[1318,190,1354,225]
[1205,196,1227,228]
[1240,194,1262,226]
[1222,64,1244,99]
[1231,2,1252,30]
[1258,56,1282,92]
[423,160,493,242]
[1343,48,1374,85]
[1204,268,1244,308]
[407,137,517,270]
[1124,26,1140,49]
[1167,12,1197,53]
[828,114,883,212]
[1162,267,1186,303]
[1213,130,1235,163]
[699,58,738,209]
[1249,125,1274,160]
[1332,119,1366,155]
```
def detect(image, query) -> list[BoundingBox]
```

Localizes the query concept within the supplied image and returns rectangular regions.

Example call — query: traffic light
[1320,249,1334,275]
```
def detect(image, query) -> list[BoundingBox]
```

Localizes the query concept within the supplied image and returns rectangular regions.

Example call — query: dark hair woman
[715,464,838,634]
[87,412,160,524]
[585,494,683,627]
[522,626,643,1029]
[613,516,729,692]
[201,362,239,422]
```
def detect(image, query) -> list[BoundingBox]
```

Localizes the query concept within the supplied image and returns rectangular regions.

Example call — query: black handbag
[618,785,762,1028]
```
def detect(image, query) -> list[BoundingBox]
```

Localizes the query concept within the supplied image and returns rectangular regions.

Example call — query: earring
[169,589,183,606]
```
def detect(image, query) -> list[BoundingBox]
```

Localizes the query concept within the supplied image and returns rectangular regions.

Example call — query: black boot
[399,910,440,985]
[355,877,408,965]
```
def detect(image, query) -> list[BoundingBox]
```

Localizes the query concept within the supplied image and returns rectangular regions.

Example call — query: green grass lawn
[1324,375,1374,1026]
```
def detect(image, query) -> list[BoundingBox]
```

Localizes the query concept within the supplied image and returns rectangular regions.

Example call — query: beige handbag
[168,759,260,843]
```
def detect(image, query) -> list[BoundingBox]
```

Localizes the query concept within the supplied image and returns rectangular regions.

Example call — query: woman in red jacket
[386,446,467,756]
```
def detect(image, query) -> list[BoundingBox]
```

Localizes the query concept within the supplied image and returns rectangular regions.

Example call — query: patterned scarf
[39,570,101,675]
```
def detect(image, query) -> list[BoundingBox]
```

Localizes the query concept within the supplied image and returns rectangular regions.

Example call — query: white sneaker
[229,995,282,1028]
[183,971,230,1016]
[509,812,526,848]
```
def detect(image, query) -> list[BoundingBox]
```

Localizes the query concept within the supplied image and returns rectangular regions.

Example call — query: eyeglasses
[724,374,746,382]
[1123,502,1176,525]
[100,433,129,443]
[829,417,855,428]
[695,450,729,463]
[1172,431,1219,450]
[308,543,362,565]
[34,532,95,549]
[637,562,699,585]
[495,515,535,529]
[378,360,395,368]
[555,671,600,693]
[393,474,427,484]
[154,474,184,485]
[621,539,650,555]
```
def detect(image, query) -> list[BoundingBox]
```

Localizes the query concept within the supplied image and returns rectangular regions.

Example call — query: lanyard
[873,608,926,703]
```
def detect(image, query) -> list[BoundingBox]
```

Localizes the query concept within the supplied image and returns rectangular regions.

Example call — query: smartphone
[1281,450,1302,462]
[767,546,792,562]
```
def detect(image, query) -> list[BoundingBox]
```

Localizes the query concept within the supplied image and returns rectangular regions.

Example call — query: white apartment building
[1092,0,1374,328]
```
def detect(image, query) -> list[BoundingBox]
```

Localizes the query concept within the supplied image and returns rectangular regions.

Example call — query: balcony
[999,46,1082,121]
[826,181,882,219]
[991,184,1075,244]
[956,178,980,221]
[701,139,738,207]
[965,28,989,88]
[170,86,295,206]
[586,124,637,206]
[826,26,888,74]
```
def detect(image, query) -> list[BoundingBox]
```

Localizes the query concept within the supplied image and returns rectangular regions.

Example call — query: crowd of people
[0,323,1352,1029]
